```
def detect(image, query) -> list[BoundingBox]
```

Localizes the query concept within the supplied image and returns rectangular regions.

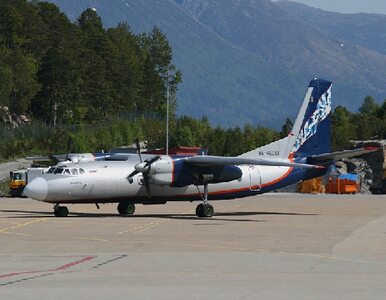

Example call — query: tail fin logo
[292,85,332,152]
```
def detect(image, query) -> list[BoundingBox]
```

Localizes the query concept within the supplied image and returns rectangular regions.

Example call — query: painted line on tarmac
[72,236,109,242]
[0,273,54,287]
[117,209,195,235]
[159,241,386,266]
[0,255,96,281]
[92,255,128,269]
[0,218,49,234]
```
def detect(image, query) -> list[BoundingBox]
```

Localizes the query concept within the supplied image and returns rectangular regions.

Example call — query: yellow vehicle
[9,170,27,197]
[9,168,46,197]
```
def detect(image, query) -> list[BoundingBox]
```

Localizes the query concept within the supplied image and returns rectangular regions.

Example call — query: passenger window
[54,167,64,174]
[64,169,70,175]
[47,167,55,174]
[79,168,85,175]
[71,168,79,175]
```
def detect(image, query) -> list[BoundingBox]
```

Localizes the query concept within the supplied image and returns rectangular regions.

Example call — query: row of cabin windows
[46,167,85,175]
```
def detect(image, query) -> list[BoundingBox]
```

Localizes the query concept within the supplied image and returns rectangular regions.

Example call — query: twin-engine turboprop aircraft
[24,79,377,217]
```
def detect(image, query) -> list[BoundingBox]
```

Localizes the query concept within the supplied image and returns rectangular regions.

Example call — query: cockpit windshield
[47,167,85,176]
[53,167,64,174]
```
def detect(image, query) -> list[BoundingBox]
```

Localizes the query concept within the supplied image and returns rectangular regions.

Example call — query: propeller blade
[65,137,72,161]
[127,169,139,179]
[145,155,160,167]
[135,138,142,162]
[143,173,151,198]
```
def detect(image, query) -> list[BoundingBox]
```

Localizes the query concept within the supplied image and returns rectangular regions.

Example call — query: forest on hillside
[0,0,385,160]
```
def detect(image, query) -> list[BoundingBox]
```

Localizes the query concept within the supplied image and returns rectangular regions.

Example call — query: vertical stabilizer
[239,78,332,160]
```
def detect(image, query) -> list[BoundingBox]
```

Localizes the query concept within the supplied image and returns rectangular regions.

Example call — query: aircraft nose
[24,177,48,201]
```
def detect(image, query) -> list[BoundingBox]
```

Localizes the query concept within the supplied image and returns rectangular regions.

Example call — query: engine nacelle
[146,157,243,187]
[148,157,174,185]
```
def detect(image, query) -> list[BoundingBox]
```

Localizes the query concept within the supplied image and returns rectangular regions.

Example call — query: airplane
[24,78,378,218]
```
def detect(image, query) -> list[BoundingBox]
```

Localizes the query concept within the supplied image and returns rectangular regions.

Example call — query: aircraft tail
[239,78,332,160]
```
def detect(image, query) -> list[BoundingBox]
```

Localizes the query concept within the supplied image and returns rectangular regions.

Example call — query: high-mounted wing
[185,155,323,169]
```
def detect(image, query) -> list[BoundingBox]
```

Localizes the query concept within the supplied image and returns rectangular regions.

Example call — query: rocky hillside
[0,106,31,129]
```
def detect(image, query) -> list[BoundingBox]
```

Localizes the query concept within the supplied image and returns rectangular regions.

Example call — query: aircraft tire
[54,206,69,217]
[117,202,135,215]
[203,203,214,217]
[196,203,204,217]
[196,203,214,218]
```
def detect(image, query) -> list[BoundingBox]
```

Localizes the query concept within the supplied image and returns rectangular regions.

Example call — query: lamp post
[164,74,175,156]
[166,83,170,156]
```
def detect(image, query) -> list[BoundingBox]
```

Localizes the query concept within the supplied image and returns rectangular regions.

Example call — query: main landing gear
[117,202,136,215]
[195,183,214,218]
[54,204,69,217]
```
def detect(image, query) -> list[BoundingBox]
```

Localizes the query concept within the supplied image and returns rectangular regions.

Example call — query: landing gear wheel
[117,202,135,215]
[54,206,69,217]
[196,203,204,217]
[196,203,214,218]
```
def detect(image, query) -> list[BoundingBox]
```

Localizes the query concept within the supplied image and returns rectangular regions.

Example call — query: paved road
[0,159,30,181]
[1,193,386,299]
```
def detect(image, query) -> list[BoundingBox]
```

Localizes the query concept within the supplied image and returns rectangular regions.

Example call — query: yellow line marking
[0,218,49,234]
[117,209,194,235]
[1,232,32,237]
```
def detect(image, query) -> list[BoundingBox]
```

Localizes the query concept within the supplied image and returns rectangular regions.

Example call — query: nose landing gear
[54,204,69,217]
[195,183,214,218]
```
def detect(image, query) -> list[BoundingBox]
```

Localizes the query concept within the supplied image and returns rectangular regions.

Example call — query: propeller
[65,137,72,161]
[127,138,161,198]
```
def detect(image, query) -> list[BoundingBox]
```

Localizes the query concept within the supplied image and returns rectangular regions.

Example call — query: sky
[273,0,386,15]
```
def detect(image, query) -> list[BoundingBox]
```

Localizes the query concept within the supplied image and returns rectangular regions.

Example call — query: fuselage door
[248,165,261,191]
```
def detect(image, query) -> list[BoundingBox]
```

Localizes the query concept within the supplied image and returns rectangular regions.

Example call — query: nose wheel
[54,205,69,217]
[195,183,214,217]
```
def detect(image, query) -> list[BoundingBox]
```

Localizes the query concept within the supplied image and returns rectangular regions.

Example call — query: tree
[0,2,23,49]
[331,106,357,150]
[106,23,143,114]
[32,47,78,126]
[6,48,40,114]
[358,96,379,116]
[138,27,182,115]
[280,118,293,138]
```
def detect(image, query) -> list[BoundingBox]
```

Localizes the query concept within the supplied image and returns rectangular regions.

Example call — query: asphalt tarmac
[1,193,386,299]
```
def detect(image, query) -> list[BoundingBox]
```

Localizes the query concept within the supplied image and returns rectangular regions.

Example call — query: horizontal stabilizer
[185,155,323,169]
[310,147,379,162]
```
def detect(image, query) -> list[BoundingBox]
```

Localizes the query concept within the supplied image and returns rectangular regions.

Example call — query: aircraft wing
[185,155,322,169]
[310,147,379,162]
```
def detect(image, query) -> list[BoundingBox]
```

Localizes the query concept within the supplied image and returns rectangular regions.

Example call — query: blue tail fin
[239,78,332,161]
[292,78,332,157]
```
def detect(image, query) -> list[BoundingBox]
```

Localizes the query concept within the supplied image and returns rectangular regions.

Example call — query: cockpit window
[71,168,79,175]
[47,167,55,174]
[54,167,64,174]
[13,173,22,180]
[79,168,85,175]
[64,169,70,175]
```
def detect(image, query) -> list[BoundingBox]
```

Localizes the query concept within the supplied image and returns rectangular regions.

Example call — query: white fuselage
[26,156,292,204]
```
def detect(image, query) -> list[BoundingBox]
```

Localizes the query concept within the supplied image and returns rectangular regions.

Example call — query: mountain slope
[48,0,386,128]
[176,0,386,98]
[277,1,386,56]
